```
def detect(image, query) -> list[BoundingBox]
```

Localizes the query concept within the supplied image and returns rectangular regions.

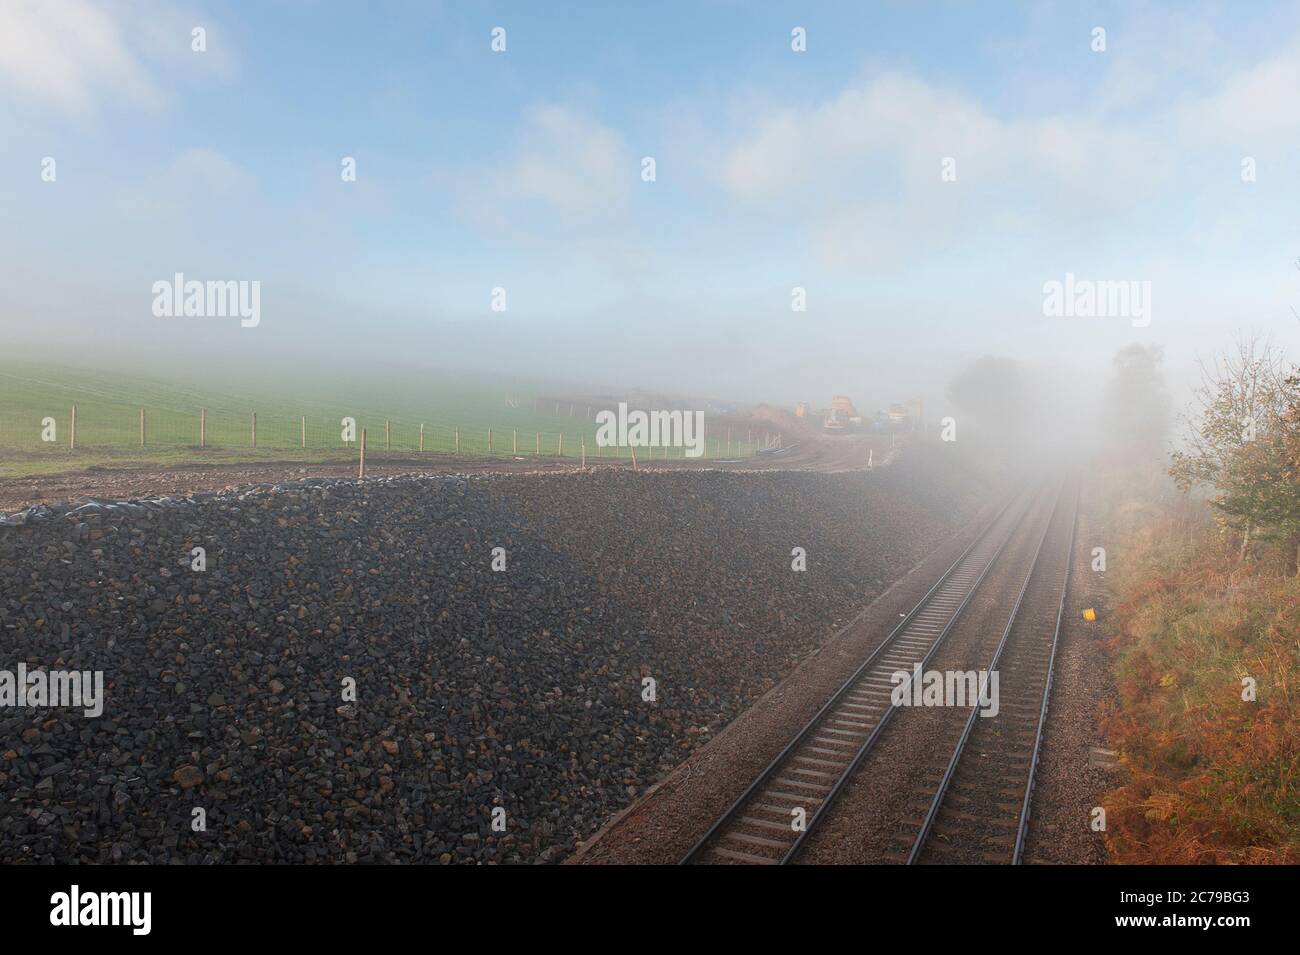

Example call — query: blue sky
[2,0,1300,406]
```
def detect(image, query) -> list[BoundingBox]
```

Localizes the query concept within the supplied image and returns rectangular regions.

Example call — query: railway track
[681,483,1041,865]
[908,478,1079,865]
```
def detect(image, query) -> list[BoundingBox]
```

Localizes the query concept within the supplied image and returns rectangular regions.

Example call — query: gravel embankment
[0,449,983,864]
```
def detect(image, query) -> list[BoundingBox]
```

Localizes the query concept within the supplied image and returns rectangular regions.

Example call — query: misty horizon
[3,1,1299,420]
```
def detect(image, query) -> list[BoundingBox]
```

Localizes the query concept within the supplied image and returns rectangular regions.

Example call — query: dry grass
[1099,466,1300,864]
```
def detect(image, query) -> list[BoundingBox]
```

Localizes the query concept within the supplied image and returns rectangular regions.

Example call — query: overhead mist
[4,1,1300,431]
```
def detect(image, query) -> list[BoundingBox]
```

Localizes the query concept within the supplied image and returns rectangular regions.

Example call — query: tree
[1268,369,1300,571]
[947,355,1025,451]
[1100,344,1170,457]
[1169,335,1300,570]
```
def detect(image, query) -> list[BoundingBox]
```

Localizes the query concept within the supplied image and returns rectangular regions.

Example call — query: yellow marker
[1083,608,1097,622]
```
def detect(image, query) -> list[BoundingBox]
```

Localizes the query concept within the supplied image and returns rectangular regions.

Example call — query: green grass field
[0,359,755,477]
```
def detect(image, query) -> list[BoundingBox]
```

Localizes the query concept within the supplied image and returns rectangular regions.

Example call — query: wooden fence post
[301,415,306,449]
[251,411,257,448]
[488,427,493,452]
[359,429,366,478]
[513,430,517,454]
[200,409,206,448]
[535,432,540,455]
[69,405,76,450]
[139,407,145,446]
[581,440,585,468]
[385,418,390,451]
[419,423,424,452]
[454,427,460,454]
[631,446,637,470]
[557,433,563,456]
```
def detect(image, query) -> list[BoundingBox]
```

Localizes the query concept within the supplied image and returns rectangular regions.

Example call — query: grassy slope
[0,360,753,475]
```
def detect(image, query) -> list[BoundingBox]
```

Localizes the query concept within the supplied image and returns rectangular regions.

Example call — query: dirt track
[0,432,894,511]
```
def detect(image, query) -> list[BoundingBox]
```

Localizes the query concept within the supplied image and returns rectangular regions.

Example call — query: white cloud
[0,1,235,117]
[129,2,238,80]
[1177,39,1300,145]
[723,72,1004,203]
[0,0,161,114]
[170,146,248,192]
[723,68,1171,208]
[511,106,630,217]
[467,105,633,234]
[715,40,1300,272]
[115,147,252,220]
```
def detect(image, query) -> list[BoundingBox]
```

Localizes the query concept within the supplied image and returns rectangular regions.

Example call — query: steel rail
[905,479,1065,864]
[1012,478,1080,864]
[680,481,1040,865]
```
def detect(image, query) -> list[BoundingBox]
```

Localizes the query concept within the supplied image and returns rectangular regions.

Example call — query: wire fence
[0,405,774,462]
